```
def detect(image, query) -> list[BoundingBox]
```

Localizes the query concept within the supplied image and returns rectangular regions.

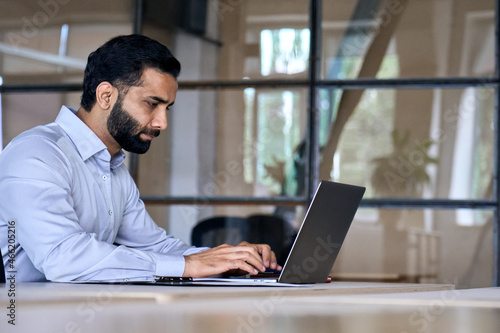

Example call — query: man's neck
[75,107,121,157]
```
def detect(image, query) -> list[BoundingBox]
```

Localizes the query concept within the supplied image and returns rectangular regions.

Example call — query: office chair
[0,247,5,283]
[191,216,248,247]
[191,214,296,266]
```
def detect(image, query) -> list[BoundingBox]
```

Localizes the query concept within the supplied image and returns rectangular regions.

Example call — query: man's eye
[148,102,157,107]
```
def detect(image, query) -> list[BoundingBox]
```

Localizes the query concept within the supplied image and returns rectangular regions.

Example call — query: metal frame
[1,77,496,93]
[494,0,500,287]
[0,0,498,285]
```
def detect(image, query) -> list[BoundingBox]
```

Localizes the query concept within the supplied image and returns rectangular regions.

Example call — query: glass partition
[1,92,81,146]
[335,208,494,288]
[1,0,499,287]
[137,88,309,198]
[322,0,496,79]
[217,0,310,81]
[318,87,495,200]
[0,0,133,85]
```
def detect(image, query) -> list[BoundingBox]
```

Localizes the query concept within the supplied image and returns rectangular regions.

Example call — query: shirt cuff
[152,247,210,277]
[152,253,186,277]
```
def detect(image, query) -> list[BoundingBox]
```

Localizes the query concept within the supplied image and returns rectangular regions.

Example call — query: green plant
[371,130,438,198]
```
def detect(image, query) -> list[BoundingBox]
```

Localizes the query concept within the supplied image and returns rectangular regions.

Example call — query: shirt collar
[55,106,126,169]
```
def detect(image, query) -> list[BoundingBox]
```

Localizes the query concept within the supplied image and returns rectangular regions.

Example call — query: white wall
[168,30,219,244]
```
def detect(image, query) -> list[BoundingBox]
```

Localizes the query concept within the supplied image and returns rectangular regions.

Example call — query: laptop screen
[278,181,365,284]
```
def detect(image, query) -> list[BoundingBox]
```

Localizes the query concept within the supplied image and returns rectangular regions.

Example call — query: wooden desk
[1,282,498,333]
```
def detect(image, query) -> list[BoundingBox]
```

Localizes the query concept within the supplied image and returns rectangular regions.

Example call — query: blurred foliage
[371,129,438,197]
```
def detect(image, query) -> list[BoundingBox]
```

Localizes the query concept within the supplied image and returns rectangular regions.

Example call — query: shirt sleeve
[0,135,206,282]
[114,178,209,277]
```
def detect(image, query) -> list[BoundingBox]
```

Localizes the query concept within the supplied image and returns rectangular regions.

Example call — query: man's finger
[229,248,266,272]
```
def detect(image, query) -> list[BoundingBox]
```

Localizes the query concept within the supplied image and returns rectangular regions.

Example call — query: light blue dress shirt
[0,106,207,282]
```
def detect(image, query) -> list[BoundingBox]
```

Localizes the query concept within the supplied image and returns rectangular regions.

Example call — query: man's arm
[114,174,282,278]
[115,189,282,278]
[112,180,210,277]
[0,136,182,282]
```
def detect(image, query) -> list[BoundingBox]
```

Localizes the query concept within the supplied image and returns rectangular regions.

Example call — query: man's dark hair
[80,34,181,111]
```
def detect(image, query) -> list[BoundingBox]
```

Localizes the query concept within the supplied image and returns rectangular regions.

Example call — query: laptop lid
[277,181,365,284]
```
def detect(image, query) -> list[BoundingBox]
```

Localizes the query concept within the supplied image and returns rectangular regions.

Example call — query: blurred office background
[0,0,498,288]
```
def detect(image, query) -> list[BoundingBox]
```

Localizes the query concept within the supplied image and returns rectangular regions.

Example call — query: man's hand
[183,242,282,278]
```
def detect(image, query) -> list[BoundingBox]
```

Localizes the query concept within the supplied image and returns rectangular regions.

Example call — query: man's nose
[152,109,168,130]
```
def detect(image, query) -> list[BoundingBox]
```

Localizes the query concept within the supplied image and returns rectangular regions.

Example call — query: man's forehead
[133,69,178,99]
[141,67,177,83]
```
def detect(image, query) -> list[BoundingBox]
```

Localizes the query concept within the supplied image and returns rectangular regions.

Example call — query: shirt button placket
[103,175,113,218]
[101,171,114,241]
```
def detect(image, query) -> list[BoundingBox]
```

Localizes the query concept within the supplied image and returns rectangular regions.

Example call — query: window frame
[0,0,499,286]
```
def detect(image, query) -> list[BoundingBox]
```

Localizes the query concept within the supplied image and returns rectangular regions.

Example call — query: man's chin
[123,142,151,154]
[128,147,150,154]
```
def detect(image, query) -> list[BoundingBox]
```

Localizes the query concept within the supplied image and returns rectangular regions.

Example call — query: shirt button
[102,175,108,180]
[108,210,113,216]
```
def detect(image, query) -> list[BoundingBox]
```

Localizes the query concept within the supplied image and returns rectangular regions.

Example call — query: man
[0,34,280,282]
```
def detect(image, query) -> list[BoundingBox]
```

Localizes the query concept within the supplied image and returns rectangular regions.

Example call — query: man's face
[107,93,158,154]
[107,68,178,154]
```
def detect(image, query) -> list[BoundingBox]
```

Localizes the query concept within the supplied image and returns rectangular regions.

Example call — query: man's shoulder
[5,122,76,155]
[14,122,64,143]
[0,123,78,184]
[1,123,72,165]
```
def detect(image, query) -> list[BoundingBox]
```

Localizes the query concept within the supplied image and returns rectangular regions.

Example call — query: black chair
[191,214,296,266]
[0,247,5,283]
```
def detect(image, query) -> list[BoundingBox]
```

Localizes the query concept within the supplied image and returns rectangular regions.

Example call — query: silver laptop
[156,181,365,286]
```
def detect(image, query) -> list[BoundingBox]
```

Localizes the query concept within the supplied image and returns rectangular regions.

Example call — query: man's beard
[107,95,160,154]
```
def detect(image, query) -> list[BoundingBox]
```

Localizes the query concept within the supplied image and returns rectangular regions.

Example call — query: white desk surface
[4,280,455,301]
[1,282,499,333]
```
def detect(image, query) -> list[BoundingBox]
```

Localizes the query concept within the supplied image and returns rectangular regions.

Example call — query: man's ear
[95,82,116,110]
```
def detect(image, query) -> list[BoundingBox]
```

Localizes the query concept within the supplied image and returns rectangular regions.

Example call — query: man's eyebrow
[148,96,171,104]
